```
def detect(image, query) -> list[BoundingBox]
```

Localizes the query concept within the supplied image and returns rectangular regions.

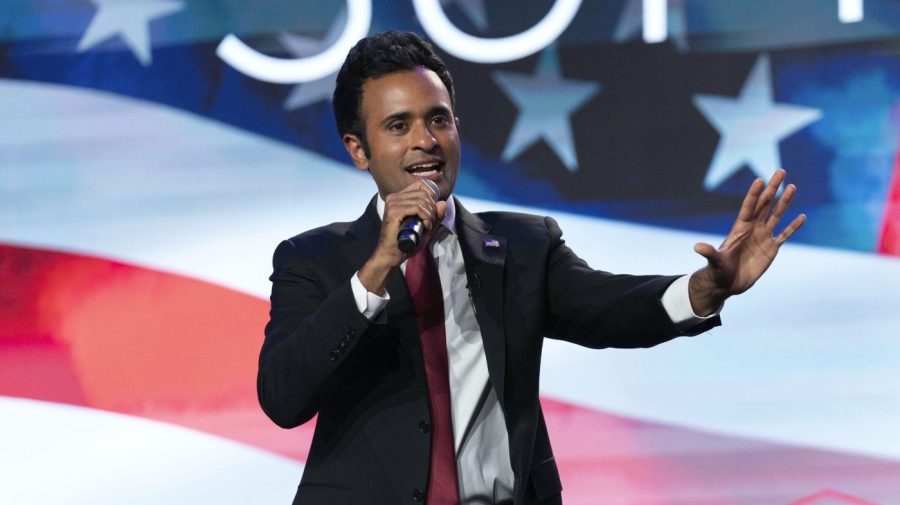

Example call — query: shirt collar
[376,192,457,235]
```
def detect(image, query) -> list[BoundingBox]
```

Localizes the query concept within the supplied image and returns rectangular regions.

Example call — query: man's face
[343,67,460,200]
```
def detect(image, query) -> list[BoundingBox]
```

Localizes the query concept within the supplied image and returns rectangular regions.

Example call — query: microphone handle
[397,217,424,253]
[396,179,441,253]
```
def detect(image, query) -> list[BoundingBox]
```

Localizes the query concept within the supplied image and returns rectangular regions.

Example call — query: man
[258,31,805,504]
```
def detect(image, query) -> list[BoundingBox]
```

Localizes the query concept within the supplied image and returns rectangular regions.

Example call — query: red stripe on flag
[877,122,900,256]
[789,489,879,505]
[0,243,314,462]
[540,397,900,503]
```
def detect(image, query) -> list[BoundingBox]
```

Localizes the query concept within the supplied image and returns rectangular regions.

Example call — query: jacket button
[418,420,430,433]
[329,349,341,361]
[412,488,425,502]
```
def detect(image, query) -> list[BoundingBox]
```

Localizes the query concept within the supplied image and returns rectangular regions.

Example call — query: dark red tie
[404,243,460,505]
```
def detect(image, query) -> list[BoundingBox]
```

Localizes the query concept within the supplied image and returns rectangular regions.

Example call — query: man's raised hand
[688,168,806,316]
[358,181,446,295]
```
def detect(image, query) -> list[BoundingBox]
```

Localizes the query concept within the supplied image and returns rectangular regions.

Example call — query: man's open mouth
[405,161,443,178]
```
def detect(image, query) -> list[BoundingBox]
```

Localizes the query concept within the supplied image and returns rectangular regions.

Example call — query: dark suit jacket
[259,197,719,504]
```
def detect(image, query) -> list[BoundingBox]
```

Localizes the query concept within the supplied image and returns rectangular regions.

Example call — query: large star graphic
[440,0,489,32]
[491,47,600,172]
[693,54,823,190]
[280,8,346,110]
[77,0,184,66]
[614,0,689,51]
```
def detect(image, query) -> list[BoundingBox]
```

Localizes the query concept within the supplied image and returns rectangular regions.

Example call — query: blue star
[440,0,488,31]
[279,9,346,110]
[614,0,689,52]
[693,54,823,190]
[491,47,600,172]
[77,0,184,66]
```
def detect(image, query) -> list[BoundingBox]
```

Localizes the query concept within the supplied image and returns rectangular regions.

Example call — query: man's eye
[432,116,450,126]
[388,122,407,132]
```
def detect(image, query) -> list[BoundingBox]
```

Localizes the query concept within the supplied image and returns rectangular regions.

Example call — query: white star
[280,9,346,110]
[693,54,823,190]
[614,0,689,52]
[491,47,600,172]
[77,0,184,66]
[440,0,489,32]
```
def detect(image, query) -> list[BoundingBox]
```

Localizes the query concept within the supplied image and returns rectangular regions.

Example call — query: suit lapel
[455,198,508,407]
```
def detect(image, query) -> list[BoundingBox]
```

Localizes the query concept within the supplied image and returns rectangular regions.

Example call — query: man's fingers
[394,200,436,229]
[399,180,440,200]
[766,183,796,231]
[775,213,806,245]
[416,202,437,230]
[737,177,765,223]
[693,242,718,262]
[752,168,786,220]
[384,197,438,232]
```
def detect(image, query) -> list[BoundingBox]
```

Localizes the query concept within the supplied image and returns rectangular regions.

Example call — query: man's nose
[411,122,438,150]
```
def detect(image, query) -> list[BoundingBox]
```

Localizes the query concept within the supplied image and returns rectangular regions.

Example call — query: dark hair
[332,31,456,155]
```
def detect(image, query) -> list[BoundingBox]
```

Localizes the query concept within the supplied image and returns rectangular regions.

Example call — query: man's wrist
[357,255,395,296]
[688,268,729,317]
[351,272,390,320]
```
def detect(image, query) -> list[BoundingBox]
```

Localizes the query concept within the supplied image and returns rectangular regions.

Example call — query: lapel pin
[483,238,501,248]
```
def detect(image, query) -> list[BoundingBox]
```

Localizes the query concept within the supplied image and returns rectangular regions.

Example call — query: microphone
[397,179,441,253]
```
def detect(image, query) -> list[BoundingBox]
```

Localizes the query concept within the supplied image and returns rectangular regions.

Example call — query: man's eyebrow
[379,105,452,128]
[380,111,411,127]
[428,105,452,116]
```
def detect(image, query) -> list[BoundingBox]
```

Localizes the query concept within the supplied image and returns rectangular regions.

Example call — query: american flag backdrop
[2,0,900,503]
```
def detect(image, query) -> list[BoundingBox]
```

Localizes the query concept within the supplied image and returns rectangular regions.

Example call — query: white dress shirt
[350,196,713,502]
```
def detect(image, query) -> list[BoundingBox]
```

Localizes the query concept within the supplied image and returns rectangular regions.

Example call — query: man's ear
[343,133,369,170]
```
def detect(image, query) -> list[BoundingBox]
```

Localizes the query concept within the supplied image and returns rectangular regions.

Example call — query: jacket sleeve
[257,238,373,428]
[541,216,720,348]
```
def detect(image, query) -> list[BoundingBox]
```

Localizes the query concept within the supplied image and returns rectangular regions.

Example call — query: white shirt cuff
[661,275,720,330]
[350,272,390,320]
